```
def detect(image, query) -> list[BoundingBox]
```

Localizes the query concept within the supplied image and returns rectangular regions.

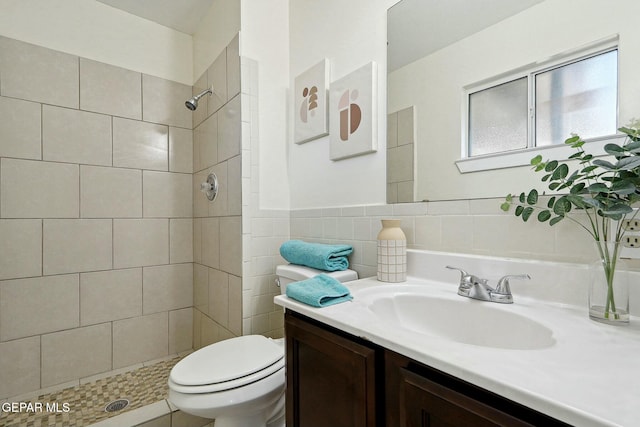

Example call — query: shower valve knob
[200,172,219,202]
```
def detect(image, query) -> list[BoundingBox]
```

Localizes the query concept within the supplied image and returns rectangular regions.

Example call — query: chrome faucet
[446,266,530,304]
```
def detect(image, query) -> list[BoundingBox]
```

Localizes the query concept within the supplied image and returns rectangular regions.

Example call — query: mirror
[386,0,639,202]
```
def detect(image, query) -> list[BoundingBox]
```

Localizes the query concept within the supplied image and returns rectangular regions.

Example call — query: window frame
[457,35,619,174]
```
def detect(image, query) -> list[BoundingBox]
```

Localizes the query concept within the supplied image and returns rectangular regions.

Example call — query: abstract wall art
[294,59,330,144]
[329,61,377,161]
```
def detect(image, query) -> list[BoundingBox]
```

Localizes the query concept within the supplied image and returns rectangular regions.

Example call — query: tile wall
[0,36,194,399]
[387,106,415,204]
[191,36,244,350]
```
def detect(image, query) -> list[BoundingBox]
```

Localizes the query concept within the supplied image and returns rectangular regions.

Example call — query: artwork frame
[329,61,377,161]
[294,59,330,144]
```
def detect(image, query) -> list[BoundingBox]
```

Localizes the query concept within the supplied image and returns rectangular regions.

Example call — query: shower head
[185,87,213,111]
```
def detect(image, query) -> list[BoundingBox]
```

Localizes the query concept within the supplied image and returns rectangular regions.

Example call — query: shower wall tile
[195,113,218,172]
[0,219,42,280]
[0,336,40,398]
[80,268,143,326]
[201,218,220,269]
[169,127,193,173]
[192,71,209,129]
[0,96,41,160]
[42,106,111,166]
[0,274,79,341]
[227,155,242,216]
[41,323,112,387]
[193,170,209,218]
[169,307,193,354]
[80,166,142,218]
[143,171,193,218]
[208,268,229,327]
[113,117,169,171]
[113,219,169,268]
[143,263,193,314]
[207,49,227,113]
[193,263,209,314]
[113,312,168,369]
[170,218,193,264]
[80,58,142,119]
[220,216,242,276]
[227,34,241,100]
[218,95,241,161]
[228,274,242,336]
[0,37,79,108]
[43,219,112,275]
[142,75,192,129]
[1,158,79,218]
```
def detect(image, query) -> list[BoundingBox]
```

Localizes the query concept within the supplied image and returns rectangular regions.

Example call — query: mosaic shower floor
[1,356,183,427]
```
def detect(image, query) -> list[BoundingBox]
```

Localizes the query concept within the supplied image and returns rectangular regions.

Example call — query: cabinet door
[285,311,378,427]
[400,368,533,427]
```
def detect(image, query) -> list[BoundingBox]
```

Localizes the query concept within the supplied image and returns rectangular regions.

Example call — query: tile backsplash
[0,35,194,399]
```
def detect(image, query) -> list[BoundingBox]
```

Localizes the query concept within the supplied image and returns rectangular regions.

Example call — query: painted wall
[288,0,398,209]
[0,0,193,85]
[388,0,640,201]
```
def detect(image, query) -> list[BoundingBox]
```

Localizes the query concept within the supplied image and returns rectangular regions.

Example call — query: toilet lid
[170,335,284,388]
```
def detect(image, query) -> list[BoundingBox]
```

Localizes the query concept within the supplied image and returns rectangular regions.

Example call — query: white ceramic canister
[377,219,407,283]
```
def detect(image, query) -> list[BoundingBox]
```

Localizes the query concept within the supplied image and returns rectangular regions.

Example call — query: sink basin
[361,285,555,350]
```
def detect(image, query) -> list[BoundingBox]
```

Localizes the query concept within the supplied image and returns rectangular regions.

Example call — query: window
[463,41,618,164]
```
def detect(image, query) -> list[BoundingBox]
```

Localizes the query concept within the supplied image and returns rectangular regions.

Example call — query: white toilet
[168,264,358,427]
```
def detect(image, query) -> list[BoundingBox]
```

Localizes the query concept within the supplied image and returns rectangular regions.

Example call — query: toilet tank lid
[276,264,358,282]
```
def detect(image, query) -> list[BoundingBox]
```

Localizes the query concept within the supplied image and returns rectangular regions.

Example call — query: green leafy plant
[501,123,640,320]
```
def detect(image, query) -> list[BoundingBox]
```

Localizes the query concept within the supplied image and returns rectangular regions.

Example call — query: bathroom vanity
[274,250,640,427]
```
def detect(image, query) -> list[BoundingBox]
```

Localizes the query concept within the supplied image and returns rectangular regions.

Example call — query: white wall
[288,0,398,209]
[0,0,193,85]
[388,0,640,201]
[240,0,291,209]
[193,0,241,82]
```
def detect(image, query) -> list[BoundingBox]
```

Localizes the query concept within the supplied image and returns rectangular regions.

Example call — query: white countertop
[275,275,640,427]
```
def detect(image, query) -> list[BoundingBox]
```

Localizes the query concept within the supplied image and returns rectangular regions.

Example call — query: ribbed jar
[377,219,407,283]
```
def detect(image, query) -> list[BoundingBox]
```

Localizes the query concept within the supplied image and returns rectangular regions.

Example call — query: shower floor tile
[1,356,183,427]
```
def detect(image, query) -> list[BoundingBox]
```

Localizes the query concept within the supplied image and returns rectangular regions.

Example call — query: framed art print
[329,61,377,161]
[294,59,330,144]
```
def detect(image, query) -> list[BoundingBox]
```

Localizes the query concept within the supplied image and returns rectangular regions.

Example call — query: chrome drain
[104,398,130,413]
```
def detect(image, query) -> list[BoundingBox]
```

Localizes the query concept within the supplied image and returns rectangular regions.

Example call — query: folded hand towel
[279,240,353,271]
[285,274,353,307]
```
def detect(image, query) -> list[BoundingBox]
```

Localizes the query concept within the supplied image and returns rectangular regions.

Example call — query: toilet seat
[169,335,284,394]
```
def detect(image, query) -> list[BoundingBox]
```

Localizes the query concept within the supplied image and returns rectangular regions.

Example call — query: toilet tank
[275,264,358,295]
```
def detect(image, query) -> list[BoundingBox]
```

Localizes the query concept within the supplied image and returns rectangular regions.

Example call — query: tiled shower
[0,34,247,403]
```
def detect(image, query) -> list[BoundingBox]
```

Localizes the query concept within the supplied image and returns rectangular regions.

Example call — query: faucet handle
[495,274,531,295]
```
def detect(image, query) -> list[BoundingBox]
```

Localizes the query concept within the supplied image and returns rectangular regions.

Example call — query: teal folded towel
[286,274,353,307]
[279,240,353,271]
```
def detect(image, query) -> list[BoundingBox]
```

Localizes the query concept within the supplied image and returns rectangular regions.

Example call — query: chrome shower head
[185,87,213,111]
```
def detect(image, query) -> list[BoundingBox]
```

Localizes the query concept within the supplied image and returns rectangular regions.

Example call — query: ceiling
[387,0,544,72]
[96,0,214,34]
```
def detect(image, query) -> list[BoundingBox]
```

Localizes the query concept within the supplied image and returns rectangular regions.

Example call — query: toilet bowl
[168,264,357,427]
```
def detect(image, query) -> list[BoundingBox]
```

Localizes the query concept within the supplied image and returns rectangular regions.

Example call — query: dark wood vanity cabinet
[285,311,571,427]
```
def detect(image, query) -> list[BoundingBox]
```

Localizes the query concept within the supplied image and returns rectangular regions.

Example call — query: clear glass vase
[589,241,629,325]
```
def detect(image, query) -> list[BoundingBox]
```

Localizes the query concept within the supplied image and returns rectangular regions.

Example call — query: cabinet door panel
[400,368,533,427]
[285,312,378,427]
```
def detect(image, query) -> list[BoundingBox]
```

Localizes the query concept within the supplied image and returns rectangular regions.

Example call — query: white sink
[358,284,555,350]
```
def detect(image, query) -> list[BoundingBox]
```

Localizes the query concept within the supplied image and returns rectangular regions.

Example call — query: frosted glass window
[468,78,528,156]
[536,50,617,146]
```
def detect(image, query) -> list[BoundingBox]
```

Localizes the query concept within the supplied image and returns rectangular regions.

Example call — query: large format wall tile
[0,336,40,398]
[80,58,142,119]
[42,106,112,166]
[0,37,79,108]
[113,118,168,171]
[142,75,192,129]
[218,95,241,161]
[143,171,192,218]
[0,275,79,341]
[113,312,168,369]
[0,96,41,160]
[113,219,169,268]
[0,219,41,280]
[207,49,227,114]
[170,218,193,264]
[80,268,143,326]
[169,308,193,354]
[227,34,241,100]
[143,263,193,314]
[41,323,112,387]
[1,158,79,218]
[219,216,242,276]
[194,113,217,172]
[43,219,112,275]
[169,127,193,173]
[81,166,142,218]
